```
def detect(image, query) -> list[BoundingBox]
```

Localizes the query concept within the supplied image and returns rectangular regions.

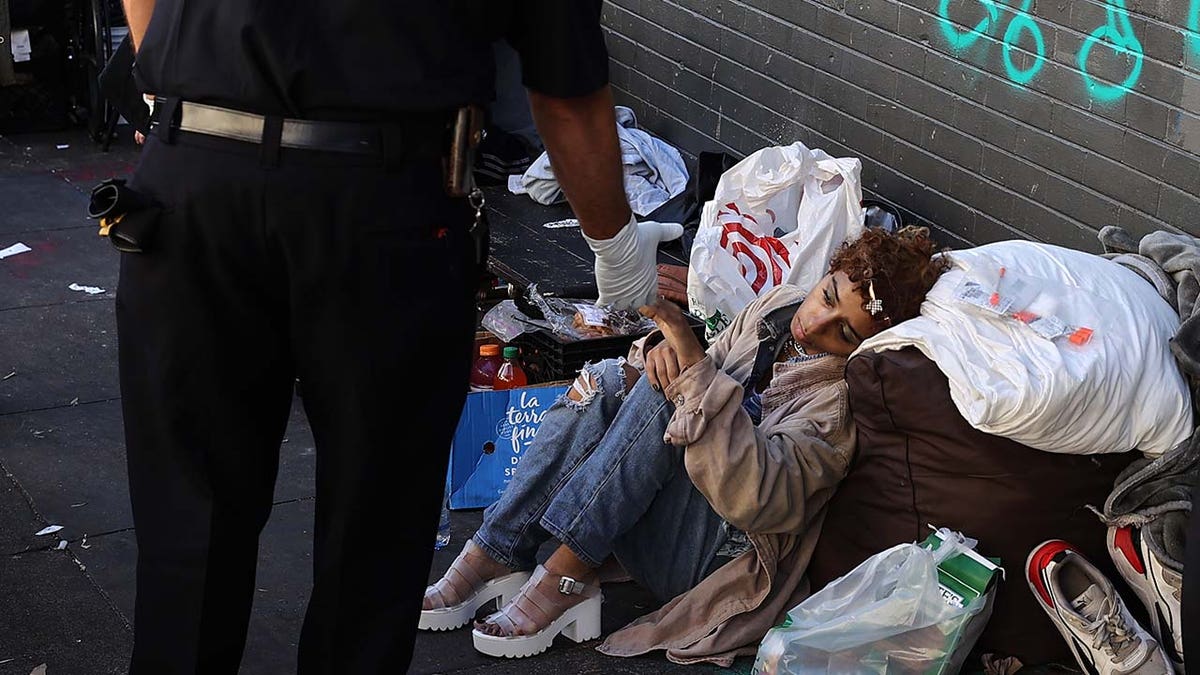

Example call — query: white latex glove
[583,214,685,311]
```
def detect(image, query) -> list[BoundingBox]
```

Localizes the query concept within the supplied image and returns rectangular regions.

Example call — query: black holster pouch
[87,178,161,254]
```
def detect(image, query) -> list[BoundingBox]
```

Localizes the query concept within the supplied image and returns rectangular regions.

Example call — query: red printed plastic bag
[687,142,864,340]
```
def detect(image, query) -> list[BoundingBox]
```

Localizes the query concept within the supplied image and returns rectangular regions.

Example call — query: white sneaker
[1108,525,1185,670]
[1026,540,1174,675]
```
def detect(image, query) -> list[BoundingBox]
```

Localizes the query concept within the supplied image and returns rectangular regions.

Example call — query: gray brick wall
[602,0,1200,251]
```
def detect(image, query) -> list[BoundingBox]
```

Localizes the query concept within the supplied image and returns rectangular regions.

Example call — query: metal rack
[62,0,124,146]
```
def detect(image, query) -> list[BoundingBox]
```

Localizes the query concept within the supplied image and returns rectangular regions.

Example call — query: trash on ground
[69,397,79,405]
[70,502,87,508]
[507,174,526,195]
[68,283,106,295]
[542,218,580,229]
[481,299,549,342]
[0,243,32,260]
[56,540,68,550]
[2,370,15,381]
[35,525,64,536]
[56,144,70,150]
[80,536,91,549]
[752,527,999,674]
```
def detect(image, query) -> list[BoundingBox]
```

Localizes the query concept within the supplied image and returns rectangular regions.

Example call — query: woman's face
[790,271,881,357]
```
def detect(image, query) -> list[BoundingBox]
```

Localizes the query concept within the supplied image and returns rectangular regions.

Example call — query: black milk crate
[512,313,706,383]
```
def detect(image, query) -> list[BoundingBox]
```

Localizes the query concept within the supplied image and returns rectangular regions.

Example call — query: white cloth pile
[510,106,688,216]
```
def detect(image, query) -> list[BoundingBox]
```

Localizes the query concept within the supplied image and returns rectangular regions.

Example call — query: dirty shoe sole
[471,593,602,658]
[419,572,532,631]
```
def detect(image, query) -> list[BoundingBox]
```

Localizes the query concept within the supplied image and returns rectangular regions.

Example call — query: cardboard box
[447,382,569,509]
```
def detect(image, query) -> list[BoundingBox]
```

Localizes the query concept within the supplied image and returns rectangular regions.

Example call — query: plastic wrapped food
[524,285,657,342]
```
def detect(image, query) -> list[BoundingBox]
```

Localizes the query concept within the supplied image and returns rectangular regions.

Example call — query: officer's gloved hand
[583,214,685,312]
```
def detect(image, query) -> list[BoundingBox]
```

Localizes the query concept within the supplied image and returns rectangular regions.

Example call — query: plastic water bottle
[494,346,528,390]
[436,476,452,550]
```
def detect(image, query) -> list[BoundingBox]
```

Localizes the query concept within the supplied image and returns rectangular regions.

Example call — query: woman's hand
[639,299,705,391]
[656,263,690,308]
[644,340,683,392]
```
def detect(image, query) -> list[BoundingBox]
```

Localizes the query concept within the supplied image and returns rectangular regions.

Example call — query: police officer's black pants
[117,132,477,674]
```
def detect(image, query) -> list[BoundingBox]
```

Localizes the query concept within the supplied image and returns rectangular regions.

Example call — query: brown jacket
[599,285,855,666]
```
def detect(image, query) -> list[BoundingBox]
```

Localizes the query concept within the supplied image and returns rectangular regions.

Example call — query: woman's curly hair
[827,225,951,328]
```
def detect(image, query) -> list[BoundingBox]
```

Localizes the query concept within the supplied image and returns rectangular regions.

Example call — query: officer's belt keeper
[88,178,161,254]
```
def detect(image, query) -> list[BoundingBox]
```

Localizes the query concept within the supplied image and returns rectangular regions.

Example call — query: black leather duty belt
[152,100,447,156]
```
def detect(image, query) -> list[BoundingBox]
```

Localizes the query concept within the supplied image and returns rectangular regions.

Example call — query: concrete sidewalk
[0,127,738,675]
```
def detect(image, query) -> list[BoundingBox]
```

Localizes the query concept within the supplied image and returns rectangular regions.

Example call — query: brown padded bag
[807,347,1137,666]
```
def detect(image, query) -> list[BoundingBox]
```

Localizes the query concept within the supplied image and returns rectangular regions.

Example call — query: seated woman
[421,226,950,664]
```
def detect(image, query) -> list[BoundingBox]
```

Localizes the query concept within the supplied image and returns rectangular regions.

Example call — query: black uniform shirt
[133,0,609,120]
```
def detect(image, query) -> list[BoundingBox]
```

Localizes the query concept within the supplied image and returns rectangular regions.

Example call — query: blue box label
[448,384,568,509]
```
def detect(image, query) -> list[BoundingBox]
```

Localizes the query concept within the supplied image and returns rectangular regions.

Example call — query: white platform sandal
[472,564,603,658]
[419,542,532,632]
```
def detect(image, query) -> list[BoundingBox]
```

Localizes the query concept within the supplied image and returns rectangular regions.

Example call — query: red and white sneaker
[1027,540,1174,675]
[1108,525,1185,670]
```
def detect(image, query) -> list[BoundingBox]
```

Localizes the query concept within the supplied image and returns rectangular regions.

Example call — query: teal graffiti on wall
[1001,0,1046,84]
[936,0,1048,86]
[1188,0,1200,58]
[938,0,999,51]
[1078,0,1144,102]
[936,0,1168,102]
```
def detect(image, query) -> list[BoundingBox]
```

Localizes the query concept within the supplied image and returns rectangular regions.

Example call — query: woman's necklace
[780,338,804,360]
[780,337,827,363]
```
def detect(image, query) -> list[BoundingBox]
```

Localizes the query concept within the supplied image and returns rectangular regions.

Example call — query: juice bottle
[494,346,528,390]
[469,344,503,392]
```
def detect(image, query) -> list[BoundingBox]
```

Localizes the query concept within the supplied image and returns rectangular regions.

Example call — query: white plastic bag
[856,240,1193,457]
[752,529,996,675]
[687,142,864,340]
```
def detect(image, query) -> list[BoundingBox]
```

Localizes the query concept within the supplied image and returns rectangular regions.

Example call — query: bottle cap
[480,344,502,356]
[503,346,520,359]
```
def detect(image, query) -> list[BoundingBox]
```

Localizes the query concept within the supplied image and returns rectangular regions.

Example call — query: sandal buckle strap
[557,576,586,595]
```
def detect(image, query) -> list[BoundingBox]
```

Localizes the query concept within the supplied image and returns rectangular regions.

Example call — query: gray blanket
[1096,226,1200,572]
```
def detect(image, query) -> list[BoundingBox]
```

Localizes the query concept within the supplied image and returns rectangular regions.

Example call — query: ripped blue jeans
[473,358,728,602]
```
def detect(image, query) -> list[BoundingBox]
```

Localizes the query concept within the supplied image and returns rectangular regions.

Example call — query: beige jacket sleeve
[630,286,772,372]
[660,293,853,535]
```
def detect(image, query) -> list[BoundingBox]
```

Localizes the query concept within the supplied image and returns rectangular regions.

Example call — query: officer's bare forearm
[121,0,156,52]
[528,86,631,240]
